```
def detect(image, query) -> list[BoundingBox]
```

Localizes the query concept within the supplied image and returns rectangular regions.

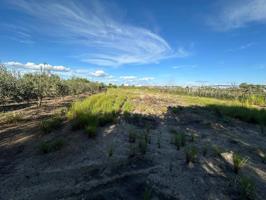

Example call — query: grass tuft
[185,146,198,164]
[40,116,63,133]
[233,153,248,174]
[39,139,64,154]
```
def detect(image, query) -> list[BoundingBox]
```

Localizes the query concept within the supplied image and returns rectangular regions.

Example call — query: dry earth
[0,92,266,200]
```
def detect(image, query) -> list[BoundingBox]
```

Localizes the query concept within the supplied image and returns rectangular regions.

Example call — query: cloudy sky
[0,0,266,86]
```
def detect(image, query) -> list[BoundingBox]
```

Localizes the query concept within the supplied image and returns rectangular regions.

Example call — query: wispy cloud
[7,0,188,66]
[120,76,137,80]
[172,64,197,69]
[208,0,266,31]
[4,61,70,72]
[226,42,255,52]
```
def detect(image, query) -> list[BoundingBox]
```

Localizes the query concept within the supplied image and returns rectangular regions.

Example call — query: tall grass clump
[67,90,129,136]
[39,139,64,154]
[208,105,266,125]
[233,153,248,174]
[40,115,64,133]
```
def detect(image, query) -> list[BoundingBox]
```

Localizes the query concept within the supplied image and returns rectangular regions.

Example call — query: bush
[39,139,64,154]
[233,153,248,174]
[40,116,63,133]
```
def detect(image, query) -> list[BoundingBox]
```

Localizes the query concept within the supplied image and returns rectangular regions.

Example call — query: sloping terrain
[0,89,265,200]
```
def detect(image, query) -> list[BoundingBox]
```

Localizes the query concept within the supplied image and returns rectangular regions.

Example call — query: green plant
[233,153,248,174]
[128,144,136,158]
[185,146,198,164]
[40,116,63,133]
[128,130,137,143]
[138,136,148,155]
[157,135,161,149]
[143,187,152,200]
[108,144,114,157]
[174,132,186,150]
[202,145,208,156]
[3,112,23,124]
[85,124,97,137]
[191,133,196,142]
[212,145,224,157]
[39,139,64,154]
[238,176,256,200]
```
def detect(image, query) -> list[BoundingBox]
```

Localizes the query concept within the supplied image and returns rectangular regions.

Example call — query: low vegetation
[185,146,198,165]
[233,153,248,174]
[40,116,64,133]
[39,139,65,154]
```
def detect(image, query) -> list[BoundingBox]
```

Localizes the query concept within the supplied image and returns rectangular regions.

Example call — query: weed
[202,145,208,156]
[185,146,198,164]
[40,116,63,133]
[39,139,64,154]
[143,187,152,200]
[128,144,136,158]
[85,124,97,138]
[138,136,148,155]
[128,130,137,143]
[232,153,248,174]
[3,112,23,124]
[174,132,186,150]
[190,133,196,142]
[212,145,224,157]
[238,176,256,200]
[157,135,161,149]
[108,144,114,157]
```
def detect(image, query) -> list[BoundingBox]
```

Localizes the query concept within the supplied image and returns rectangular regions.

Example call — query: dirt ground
[0,92,265,200]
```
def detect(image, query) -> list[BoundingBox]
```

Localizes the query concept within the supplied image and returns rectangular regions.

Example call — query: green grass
[39,139,64,154]
[207,105,266,125]
[238,176,256,200]
[40,116,64,133]
[1,111,23,124]
[233,153,248,174]
[67,89,134,136]
[185,146,198,164]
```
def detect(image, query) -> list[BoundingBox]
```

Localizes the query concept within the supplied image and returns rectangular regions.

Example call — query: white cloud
[209,0,266,31]
[172,65,197,69]
[120,76,137,80]
[4,61,70,72]
[139,77,155,81]
[89,70,107,77]
[8,0,189,66]
[227,42,255,52]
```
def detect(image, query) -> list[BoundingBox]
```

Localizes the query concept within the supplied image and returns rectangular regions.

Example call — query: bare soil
[0,93,265,200]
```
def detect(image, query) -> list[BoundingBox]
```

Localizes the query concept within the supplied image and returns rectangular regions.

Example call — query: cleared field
[0,88,266,200]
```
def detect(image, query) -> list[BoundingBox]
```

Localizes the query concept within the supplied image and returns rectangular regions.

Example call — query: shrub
[185,146,198,164]
[39,139,64,154]
[238,176,256,200]
[233,153,248,174]
[40,116,63,133]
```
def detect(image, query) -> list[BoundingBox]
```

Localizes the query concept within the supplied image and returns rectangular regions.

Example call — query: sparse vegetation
[39,139,64,154]
[233,153,248,174]
[138,136,148,155]
[238,176,256,200]
[1,111,23,124]
[185,146,198,164]
[40,116,64,133]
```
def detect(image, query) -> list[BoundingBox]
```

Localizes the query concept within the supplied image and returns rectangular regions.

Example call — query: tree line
[0,64,105,107]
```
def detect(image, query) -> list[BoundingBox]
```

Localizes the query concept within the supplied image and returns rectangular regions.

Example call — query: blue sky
[0,0,266,86]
